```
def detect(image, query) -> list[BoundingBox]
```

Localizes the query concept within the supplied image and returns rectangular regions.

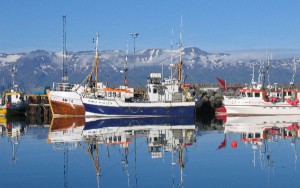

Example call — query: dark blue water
[1,116,300,188]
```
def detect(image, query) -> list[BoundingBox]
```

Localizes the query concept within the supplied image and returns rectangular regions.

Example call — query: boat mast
[94,32,100,91]
[290,57,297,86]
[124,42,129,86]
[76,33,100,93]
[266,53,272,88]
[170,28,174,79]
[251,64,255,85]
[171,18,184,82]
[10,65,17,91]
[177,17,183,82]
[62,15,68,82]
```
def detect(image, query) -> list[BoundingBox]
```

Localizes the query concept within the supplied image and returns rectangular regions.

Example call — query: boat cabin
[95,83,134,102]
[52,82,78,92]
[147,73,186,102]
[1,91,25,106]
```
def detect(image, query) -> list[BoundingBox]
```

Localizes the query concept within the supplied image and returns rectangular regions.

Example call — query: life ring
[287,97,299,106]
[269,97,277,103]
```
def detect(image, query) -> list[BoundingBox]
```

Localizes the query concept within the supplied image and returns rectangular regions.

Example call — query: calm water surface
[1,115,300,188]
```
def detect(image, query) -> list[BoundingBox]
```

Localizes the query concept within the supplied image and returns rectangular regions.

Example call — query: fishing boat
[0,90,28,116]
[0,66,28,117]
[46,16,85,117]
[82,33,195,117]
[217,84,300,116]
[46,83,85,117]
[216,60,300,116]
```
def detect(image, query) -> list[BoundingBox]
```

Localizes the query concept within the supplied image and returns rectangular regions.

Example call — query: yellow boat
[0,91,28,117]
[0,117,7,125]
[0,108,7,116]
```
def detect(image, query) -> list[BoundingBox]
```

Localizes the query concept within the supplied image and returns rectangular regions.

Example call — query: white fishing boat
[46,83,85,117]
[46,16,85,117]
[216,60,300,116]
[218,85,300,116]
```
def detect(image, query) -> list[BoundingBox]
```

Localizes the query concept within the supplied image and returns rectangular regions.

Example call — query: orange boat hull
[50,100,85,117]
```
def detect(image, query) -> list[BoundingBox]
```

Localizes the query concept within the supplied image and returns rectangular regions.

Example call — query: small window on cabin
[248,133,254,138]
[149,88,151,93]
[153,88,157,93]
[247,92,253,97]
[241,133,246,138]
[118,136,121,141]
[288,92,292,96]
[113,136,117,141]
[255,93,260,97]
[109,137,112,142]
[255,133,260,138]
[242,92,246,97]
[113,92,116,97]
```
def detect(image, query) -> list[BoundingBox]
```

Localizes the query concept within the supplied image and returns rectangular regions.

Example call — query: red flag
[216,77,226,91]
[217,135,227,150]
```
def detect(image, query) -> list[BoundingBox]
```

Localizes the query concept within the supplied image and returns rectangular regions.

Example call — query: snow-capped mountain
[0,47,298,93]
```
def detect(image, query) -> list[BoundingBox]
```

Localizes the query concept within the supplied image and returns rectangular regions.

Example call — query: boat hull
[0,103,28,117]
[221,104,300,116]
[83,98,195,117]
[46,90,85,117]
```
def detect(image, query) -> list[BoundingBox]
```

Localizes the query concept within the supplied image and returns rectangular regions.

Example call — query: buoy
[231,141,238,148]
[6,103,11,108]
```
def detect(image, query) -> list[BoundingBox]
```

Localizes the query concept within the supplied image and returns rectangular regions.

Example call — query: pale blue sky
[1,0,300,55]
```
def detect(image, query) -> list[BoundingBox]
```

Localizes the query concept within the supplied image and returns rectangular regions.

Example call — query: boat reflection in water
[222,115,300,169]
[0,116,28,163]
[48,116,196,187]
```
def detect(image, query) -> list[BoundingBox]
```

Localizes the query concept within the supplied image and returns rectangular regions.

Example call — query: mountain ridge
[0,47,298,93]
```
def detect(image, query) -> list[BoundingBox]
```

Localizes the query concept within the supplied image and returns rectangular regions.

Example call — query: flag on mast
[216,77,226,91]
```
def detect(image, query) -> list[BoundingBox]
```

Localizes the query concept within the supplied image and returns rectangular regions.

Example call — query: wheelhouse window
[247,92,253,97]
[255,133,260,138]
[255,93,260,97]
[248,133,254,138]
[242,133,247,138]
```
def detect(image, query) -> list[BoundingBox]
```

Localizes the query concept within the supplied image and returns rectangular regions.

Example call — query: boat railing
[52,82,77,92]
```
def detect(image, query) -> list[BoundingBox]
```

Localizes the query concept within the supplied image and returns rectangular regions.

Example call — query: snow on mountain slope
[0,47,298,93]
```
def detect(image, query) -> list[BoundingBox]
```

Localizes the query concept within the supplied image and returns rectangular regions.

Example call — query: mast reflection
[48,116,196,187]
[0,116,28,163]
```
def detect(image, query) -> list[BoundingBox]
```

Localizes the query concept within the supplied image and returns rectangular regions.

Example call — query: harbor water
[1,114,300,188]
